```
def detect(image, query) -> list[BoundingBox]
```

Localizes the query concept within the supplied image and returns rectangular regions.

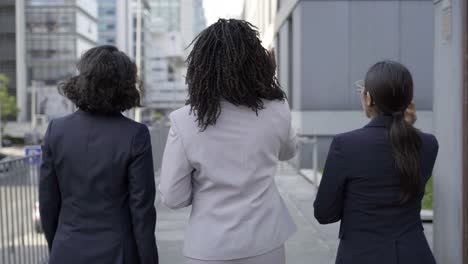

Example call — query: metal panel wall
[286,0,434,111]
[400,1,435,110]
[300,1,350,110]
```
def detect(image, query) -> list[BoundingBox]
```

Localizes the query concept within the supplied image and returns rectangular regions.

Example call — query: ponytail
[388,112,422,204]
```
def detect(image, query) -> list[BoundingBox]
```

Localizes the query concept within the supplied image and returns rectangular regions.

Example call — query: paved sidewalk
[155,163,433,264]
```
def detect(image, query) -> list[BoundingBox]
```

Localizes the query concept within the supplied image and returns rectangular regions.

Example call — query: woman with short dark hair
[159,19,297,264]
[40,45,158,264]
[314,60,438,264]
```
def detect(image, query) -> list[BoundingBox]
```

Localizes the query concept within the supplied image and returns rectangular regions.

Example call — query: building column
[16,0,27,122]
[463,1,468,262]
[433,0,465,263]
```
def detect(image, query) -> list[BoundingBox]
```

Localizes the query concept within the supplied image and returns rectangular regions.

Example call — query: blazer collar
[364,115,393,128]
[75,109,122,117]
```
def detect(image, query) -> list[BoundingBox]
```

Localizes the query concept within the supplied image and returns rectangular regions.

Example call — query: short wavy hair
[58,45,141,114]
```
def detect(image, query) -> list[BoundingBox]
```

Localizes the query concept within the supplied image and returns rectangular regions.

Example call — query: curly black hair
[186,19,286,130]
[58,45,141,114]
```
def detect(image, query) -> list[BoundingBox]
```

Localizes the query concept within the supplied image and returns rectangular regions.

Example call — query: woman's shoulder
[419,132,439,152]
[261,99,291,120]
[169,105,193,125]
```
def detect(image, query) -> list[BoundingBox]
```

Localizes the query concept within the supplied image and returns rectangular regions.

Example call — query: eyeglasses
[355,80,366,95]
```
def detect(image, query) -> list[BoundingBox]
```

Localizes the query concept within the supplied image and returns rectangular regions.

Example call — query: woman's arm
[159,120,193,209]
[313,136,346,224]
[128,125,158,263]
[279,112,298,161]
[39,120,61,251]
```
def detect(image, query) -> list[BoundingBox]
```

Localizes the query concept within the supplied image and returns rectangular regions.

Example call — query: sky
[203,0,245,26]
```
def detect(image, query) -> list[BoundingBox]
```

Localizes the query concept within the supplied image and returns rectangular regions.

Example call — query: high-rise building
[25,0,98,120]
[97,0,133,56]
[0,0,27,121]
[192,0,206,38]
[144,0,206,114]
[130,0,152,90]
[151,0,181,32]
[98,0,118,45]
[0,0,18,96]
[180,0,205,47]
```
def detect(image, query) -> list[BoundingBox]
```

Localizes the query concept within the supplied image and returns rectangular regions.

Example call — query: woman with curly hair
[39,45,158,264]
[159,19,297,264]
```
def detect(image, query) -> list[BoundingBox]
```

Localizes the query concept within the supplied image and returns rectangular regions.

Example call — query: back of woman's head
[186,19,286,130]
[364,60,422,204]
[59,45,141,114]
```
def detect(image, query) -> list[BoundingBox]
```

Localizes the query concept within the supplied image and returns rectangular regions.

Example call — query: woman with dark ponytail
[314,60,438,264]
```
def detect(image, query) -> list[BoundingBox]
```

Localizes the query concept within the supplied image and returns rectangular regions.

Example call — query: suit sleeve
[314,136,346,224]
[128,125,158,264]
[279,110,298,161]
[158,119,193,209]
[39,120,61,251]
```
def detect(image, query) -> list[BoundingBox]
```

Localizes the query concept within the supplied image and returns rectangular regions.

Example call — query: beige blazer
[159,100,297,260]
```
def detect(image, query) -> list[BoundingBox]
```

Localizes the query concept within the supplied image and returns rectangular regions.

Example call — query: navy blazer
[39,110,158,264]
[314,115,438,264]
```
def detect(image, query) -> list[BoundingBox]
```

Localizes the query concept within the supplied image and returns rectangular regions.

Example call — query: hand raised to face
[405,102,417,125]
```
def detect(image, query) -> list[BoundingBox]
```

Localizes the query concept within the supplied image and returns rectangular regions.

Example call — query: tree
[0,74,19,121]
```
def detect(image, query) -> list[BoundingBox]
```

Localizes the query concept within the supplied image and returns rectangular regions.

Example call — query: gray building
[25,0,98,120]
[98,0,118,45]
[433,0,467,263]
[143,0,206,115]
[192,0,206,37]
[0,0,27,121]
[151,0,182,32]
[97,0,133,54]
[273,0,434,169]
[0,0,17,96]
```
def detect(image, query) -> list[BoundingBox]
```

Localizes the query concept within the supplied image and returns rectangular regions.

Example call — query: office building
[25,0,98,120]
[0,0,17,96]
[97,0,133,55]
[131,0,152,98]
[144,0,206,113]
[152,0,206,46]
[245,0,434,170]
[0,0,27,121]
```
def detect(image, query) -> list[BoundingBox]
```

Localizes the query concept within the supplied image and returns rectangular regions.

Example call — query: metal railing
[0,154,48,264]
[297,135,320,187]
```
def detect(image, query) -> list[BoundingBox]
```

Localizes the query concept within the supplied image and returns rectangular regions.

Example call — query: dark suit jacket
[314,115,438,264]
[39,110,158,264]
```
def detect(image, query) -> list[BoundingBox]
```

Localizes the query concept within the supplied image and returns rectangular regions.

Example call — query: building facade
[97,0,119,45]
[24,0,98,120]
[245,0,435,170]
[0,0,27,121]
[243,0,277,49]
[0,0,18,96]
[144,0,206,115]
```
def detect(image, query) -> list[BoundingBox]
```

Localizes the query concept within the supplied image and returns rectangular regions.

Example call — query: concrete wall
[433,0,465,263]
